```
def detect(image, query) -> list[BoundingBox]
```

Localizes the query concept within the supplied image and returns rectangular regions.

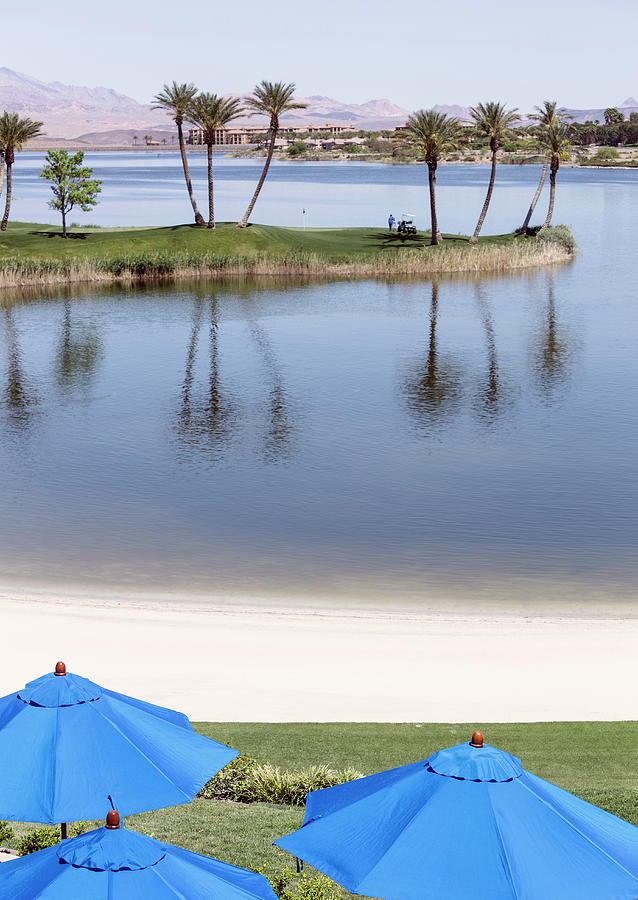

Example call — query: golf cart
[397,214,417,235]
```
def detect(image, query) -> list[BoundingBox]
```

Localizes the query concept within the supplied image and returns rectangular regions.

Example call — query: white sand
[1,591,637,723]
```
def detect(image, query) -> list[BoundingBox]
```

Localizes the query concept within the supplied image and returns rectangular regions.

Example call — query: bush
[17,823,86,856]
[0,821,14,845]
[537,224,577,255]
[198,754,259,802]
[259,866,343,900]
[247,764,362,806]
[593,146,620,160]
[288,141,308,157]
[198,756,362,806]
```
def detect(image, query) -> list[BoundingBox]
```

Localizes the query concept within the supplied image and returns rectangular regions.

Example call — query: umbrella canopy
[0,810,279,899]
[274,731,638,900]
[0,662,238,823]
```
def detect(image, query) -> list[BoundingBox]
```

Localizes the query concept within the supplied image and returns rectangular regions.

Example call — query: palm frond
[400,109,464,160]
[151,82,199,123]
[243,81,308,123]
[188,93,243,141]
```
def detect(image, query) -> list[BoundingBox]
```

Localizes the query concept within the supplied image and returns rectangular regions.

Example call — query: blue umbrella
[0,662,238,825]
[0,810,279,899]
[274,731,638,900]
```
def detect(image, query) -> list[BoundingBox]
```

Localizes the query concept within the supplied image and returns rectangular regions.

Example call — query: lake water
[1,157,637,611]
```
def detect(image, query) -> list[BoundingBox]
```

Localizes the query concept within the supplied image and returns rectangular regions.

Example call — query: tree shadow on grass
[364,231,469,251]
[28,231,88,240]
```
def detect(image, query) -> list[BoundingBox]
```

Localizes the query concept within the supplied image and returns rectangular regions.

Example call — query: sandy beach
[1,591,636,723]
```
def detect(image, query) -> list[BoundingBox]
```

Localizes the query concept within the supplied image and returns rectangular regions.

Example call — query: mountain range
[1,68,637,140]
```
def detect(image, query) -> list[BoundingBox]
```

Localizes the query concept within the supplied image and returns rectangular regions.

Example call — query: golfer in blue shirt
[388,214,395,232]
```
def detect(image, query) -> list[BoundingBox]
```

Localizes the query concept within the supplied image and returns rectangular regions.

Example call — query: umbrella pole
[60,823,67,840]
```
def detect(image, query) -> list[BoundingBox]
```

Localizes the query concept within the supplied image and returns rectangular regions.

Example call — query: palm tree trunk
[470,149,497,245]
[543,166,557,227]
[237,129,277,228]
[427,162,440,246]
[0,162,12,231]
[520,161,548,233]
[206,142,215,229]
[0,154,5,201]
[177,121,205,226]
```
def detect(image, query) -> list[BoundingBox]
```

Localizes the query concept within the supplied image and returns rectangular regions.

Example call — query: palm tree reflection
[533,272,571,397]
[473,282,508,424]
[55,300,103,390]
[176,293,238,457]
[241,300,295,462]
[403,281,463,430]
[2,305,37,428]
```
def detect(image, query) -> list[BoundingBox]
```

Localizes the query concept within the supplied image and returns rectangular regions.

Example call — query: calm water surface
[1,159,637,609]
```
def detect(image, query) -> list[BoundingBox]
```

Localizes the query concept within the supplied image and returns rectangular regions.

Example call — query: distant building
[187,123,355,145]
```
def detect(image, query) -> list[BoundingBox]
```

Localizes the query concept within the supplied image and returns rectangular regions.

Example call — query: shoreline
[2,589,637,722]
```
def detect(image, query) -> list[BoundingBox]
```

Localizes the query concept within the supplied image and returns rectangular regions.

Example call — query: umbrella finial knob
[470,731,484,748]
[54,661,67,676]
[106,811,121,830]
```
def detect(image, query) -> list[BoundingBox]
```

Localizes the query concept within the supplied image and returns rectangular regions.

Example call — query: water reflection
[2,272,627,606]
[1,306,37,429]
[240,298,296,463]
[532,272,572,399]
[402,281,464,430]
[473,283,509,425]
[55,300,103,391]
[175,292,238,457]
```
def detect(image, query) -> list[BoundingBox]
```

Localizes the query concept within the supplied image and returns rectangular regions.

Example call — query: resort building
[187,123,356,145]
[187,127,253,145]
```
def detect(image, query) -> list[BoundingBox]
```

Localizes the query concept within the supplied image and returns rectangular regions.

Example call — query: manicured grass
[3,721,637,886]
[0,221,518,264]
[192,721,638,792]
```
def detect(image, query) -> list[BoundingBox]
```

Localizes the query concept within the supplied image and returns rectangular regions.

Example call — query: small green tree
[39,150,102,238]
[287,140,308,157]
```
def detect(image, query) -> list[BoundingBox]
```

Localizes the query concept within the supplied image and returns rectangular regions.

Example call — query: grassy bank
[3,721,636,888]
[0,222,574,288]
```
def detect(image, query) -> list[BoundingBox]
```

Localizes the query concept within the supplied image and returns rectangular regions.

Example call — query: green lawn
[0,221,521,264]
[4,721,638,888]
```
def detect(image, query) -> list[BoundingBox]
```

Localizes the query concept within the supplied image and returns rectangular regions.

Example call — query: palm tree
[540,123,571,227]
[399,110,463,245]
[520,101,572,233]
[236,81,307,228]
[188,93,243,228]
[0,112,44,231]
[468,102,519,245]
[152,82,205,225]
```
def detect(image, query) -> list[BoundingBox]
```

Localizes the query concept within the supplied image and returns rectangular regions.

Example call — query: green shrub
[537,224,577,255]
[17,823,86,856]
[198,756,362,806]
[247,764,363,806]
[0,821,14,845]
[259,866,343,900]
[592,147,620,160]
[198,754,259,802]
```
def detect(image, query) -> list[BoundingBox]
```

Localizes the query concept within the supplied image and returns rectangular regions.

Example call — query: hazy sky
[7,0,637,111]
